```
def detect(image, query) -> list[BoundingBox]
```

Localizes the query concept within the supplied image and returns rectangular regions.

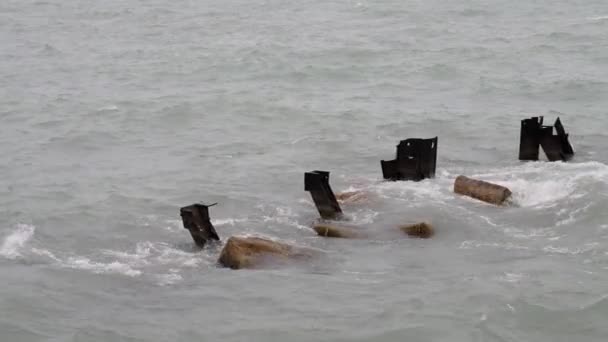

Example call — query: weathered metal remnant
[519,116,574,162]
[453,176,512,206]
[180,203,220,248]
[312,223,363,238]
[180,204,313,270]
[304,170,343,220]
[399,222,435,238]
[381,137,438,181]
[218,236,313,270]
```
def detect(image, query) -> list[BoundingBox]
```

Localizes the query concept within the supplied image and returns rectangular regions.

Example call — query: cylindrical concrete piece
[454,176,512,205]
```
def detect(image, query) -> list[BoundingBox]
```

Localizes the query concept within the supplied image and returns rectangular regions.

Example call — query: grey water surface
[1,0,608,341]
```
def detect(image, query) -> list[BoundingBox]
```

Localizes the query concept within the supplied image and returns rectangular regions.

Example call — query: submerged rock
[217,236,312,270]
[399,222,434,238]
[312,223,364,238]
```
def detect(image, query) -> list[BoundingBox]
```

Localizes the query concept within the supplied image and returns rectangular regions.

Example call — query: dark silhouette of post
[519,116,574,161]
[304,171,343,220]
[519,117,543,161]
[180,203,220,248]
[540,118,574,161]
[381,137,438,181]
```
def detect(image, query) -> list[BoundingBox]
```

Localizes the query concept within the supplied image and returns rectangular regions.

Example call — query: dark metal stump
[304,171,343,220]
[381,137,438,181]
[519,117,543,161]
[180,203,220,248]
[519,116,574,162]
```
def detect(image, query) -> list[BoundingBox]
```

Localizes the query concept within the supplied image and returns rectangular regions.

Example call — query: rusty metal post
[519,116,574,161]
[180,203,220,248]
[540,118,574,161]
[304,171,343,220]
[519,116,543,161]
[381,137,438,181]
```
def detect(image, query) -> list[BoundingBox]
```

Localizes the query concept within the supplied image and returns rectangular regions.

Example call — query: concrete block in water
[453,176,512,205]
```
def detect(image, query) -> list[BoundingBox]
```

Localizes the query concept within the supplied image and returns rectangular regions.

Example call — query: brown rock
[453,175,512,206]
[312,223,363,238]
[400,222,434,238]
[217,236,310,270]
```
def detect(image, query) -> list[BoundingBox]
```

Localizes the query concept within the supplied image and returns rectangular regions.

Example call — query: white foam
[588,15,608,21]
[374,176,452,204]
[346,210,379,224]
[262,206,310,231]
[0,224,35,259]
[543,243,599,255]
[460,240,530,250]
[212,218,248,226]
[469,161,608,208]
[31,247,142,277]
[62,256,142,277]
[164,219,183,232]
[104,241,205,268]
[167,217,249,232]
[167,217,250,232]
[503,178,573,208]
[101,241,153,266]
[156,244,202,267]
[500,272,524,283]
[504,226,555,239]
[156,272,183,286]
[479,215,501,227]
[32,240,205,279]
[556,203,591,226]
[98,105,119,111]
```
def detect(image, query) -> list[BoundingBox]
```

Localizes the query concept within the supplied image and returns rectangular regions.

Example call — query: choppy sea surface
[2,1,608,341]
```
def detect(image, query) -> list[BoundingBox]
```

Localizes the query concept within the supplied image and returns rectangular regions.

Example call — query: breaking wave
[456,161,608,208]
[23,239,216,283]
[0,224,35,260]
[359,161,607,210]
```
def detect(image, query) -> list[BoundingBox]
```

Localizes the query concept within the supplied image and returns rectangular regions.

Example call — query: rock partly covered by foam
[399,222,434,238]
[312,223,364,238]
[218,236,312,270]
[335,190,368,204]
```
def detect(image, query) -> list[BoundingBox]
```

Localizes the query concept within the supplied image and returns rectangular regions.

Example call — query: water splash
[0,224,35,259]
[62,256,142,277]
[470,161,608,208]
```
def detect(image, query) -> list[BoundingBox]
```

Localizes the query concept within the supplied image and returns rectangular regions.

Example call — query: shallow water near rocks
[2,0,608,341]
